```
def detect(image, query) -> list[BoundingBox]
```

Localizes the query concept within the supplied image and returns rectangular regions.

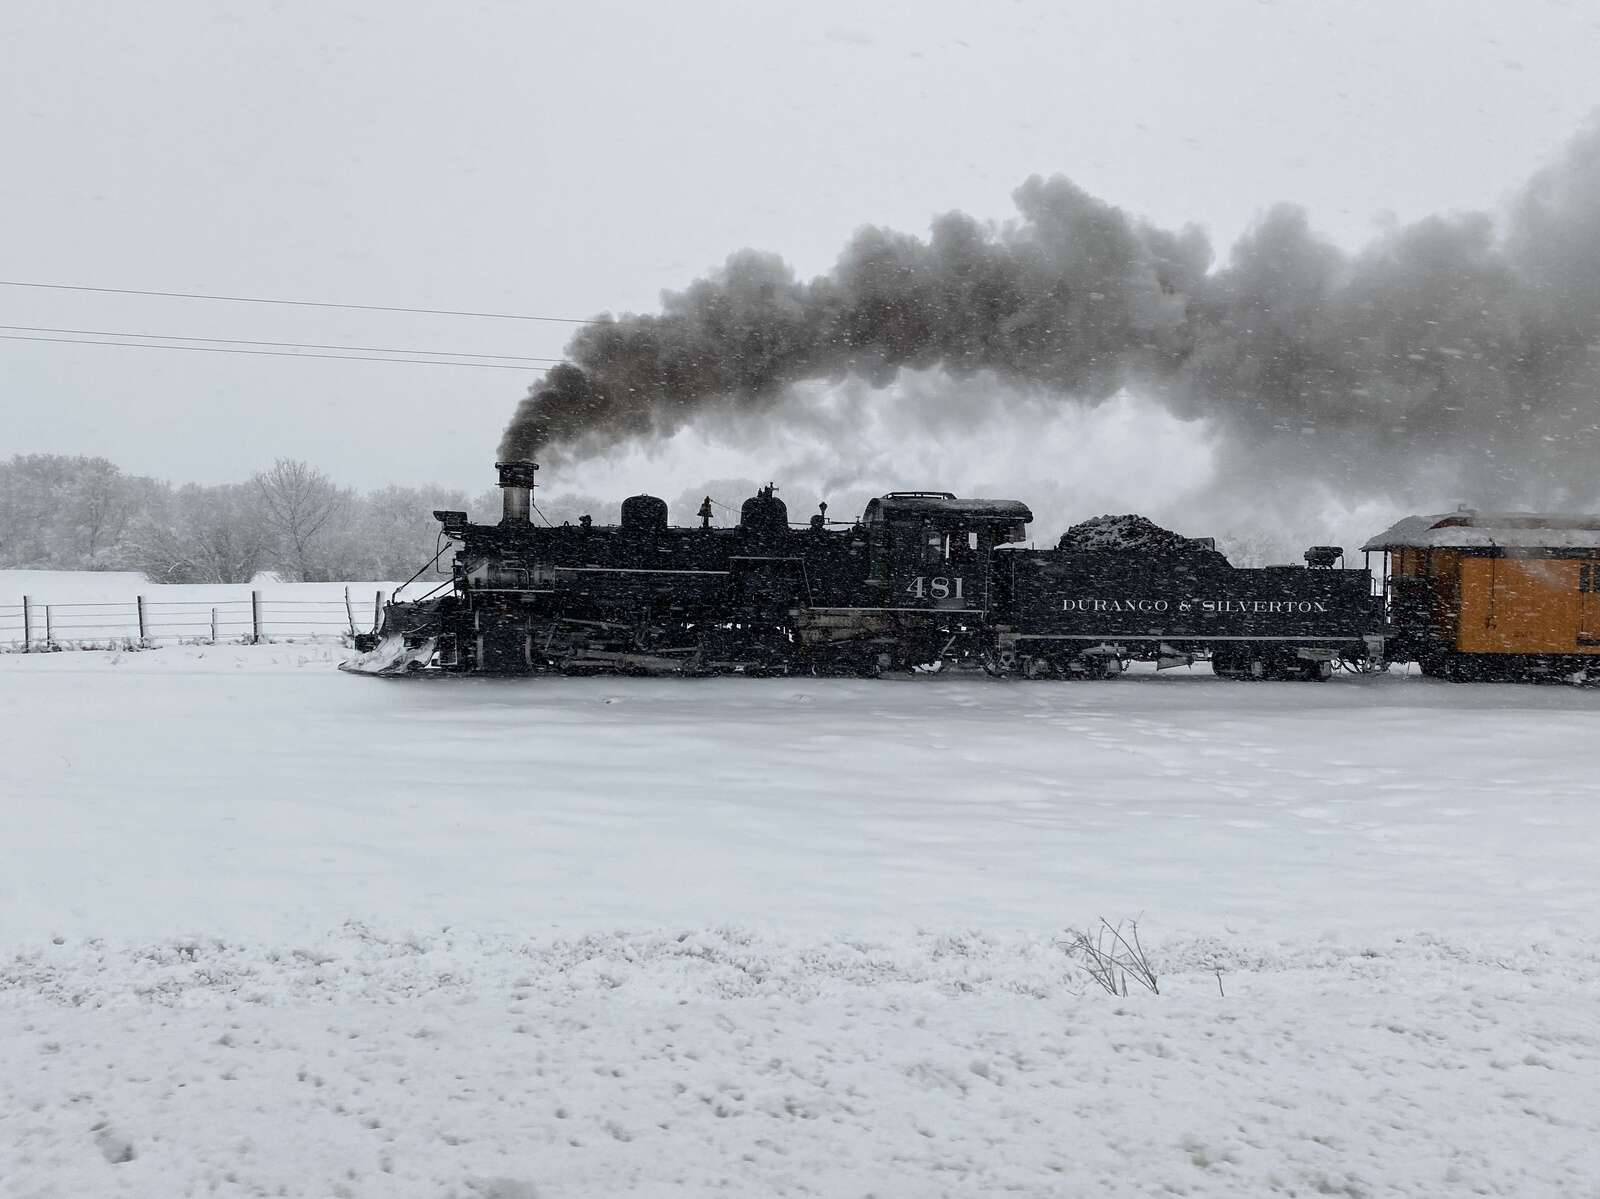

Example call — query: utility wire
[0,323,562,363]
[0,332,539,370]
[0,279,600,324]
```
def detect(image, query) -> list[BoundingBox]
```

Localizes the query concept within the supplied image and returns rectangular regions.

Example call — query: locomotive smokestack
[496,460,538,524]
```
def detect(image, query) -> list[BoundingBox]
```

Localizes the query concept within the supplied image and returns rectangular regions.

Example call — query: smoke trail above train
[502,120,1600,508]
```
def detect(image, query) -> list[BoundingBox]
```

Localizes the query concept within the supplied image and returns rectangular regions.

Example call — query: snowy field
[3,646,1598,1196]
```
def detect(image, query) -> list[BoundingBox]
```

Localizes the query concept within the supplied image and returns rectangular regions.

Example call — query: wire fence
[0,587,390,652]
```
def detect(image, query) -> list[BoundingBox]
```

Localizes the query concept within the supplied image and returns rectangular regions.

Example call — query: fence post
[373,590,385,632]
[136,595,147,643]
[21,596,30,652]
[45,605,52,647]
[211,607,219,645]
[344,586,356,637]
[251,590,262,643]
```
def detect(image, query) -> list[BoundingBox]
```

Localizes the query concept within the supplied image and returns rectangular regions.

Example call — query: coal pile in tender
[1056,514,1194,552]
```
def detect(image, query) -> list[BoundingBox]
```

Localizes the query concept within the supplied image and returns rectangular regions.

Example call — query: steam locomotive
[344,461,1384,679]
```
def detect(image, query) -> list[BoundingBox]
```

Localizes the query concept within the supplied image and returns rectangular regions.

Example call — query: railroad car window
[1582,565,1592,593]
[968,531,979,551]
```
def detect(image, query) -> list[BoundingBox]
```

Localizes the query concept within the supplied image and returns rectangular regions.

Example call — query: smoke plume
[502,122,1600,508]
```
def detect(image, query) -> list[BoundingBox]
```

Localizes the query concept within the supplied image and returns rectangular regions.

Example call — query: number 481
[905,576,964,600]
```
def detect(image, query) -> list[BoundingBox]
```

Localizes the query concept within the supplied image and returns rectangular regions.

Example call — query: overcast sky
[4,0,1598,517]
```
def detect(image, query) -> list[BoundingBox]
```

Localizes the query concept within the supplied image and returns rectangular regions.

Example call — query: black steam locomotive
[345,461,1383,679]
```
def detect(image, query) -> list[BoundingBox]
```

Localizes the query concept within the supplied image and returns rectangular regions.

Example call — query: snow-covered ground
[3,646,1597,1196]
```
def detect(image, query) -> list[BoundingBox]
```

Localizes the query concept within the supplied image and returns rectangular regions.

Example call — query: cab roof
[863,493,1033,524]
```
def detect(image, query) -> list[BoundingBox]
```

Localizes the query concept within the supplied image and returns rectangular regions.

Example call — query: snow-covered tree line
[1,453,1320,582]
[0,454,481,582]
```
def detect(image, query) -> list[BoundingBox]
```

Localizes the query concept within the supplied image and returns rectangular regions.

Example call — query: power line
[0,279,600,324]
[0,332,540,370]
[0,323,562,363]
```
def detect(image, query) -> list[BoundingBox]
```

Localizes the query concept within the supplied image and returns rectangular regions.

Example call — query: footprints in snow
[92,1121,135,1164]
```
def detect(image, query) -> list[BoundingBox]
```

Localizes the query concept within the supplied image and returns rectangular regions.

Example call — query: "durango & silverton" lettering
[1060,597,1330,613]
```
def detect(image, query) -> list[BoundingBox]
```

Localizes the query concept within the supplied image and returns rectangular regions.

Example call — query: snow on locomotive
[344,460,1383,679]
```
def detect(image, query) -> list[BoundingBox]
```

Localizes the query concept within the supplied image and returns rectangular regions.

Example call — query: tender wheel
[1212,647,1265,680]
[1210,647,1242,679]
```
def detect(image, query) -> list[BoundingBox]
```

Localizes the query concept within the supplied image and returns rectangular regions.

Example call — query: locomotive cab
[862,493,1032,612]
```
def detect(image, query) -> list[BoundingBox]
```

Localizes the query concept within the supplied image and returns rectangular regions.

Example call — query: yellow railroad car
[1363,510,1600,680]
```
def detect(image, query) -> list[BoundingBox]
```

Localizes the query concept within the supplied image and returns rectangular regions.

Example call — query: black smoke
[503,123,1600,508]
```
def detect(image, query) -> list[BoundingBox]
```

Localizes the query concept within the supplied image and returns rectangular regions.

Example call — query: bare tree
[124,517,199,583]
[335,484,471,580]
[0,454,80,567]
[70,459,131,562]
[123,483,269,583]
[183,484,274,583]
[253,459,349,581]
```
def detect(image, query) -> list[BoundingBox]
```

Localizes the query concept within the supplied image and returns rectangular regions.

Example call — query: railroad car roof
[1362,510,1600,550]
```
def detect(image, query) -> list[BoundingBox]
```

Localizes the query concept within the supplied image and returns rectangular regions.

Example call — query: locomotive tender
[345,460,1384,679]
